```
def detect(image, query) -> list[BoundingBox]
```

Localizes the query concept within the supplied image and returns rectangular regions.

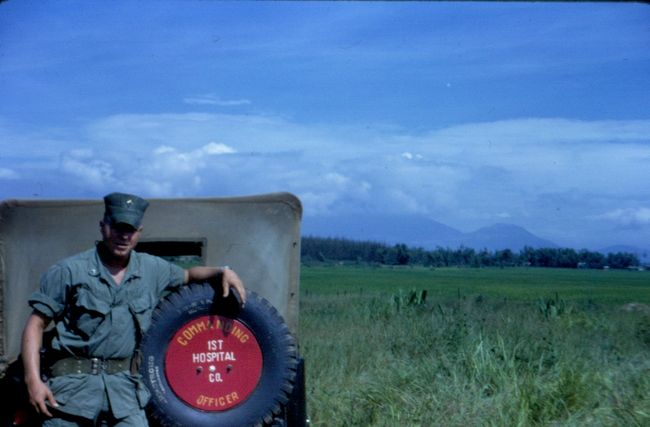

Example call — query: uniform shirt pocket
[129,296,154,334]
[69,285,111,339]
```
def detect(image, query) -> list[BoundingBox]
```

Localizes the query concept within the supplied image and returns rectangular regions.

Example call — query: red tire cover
[164,315,263,411]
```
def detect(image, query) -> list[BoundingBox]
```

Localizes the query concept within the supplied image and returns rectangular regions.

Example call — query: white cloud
[299,191,340,215]
[84,112,320,155]
[401,151,424,160]
[80,115,647,223]
[146,142,237,182]
[154,146,175,155]
[387,189,428,215]
[183,94,251,107]
[0,167,19,179]
[60,150,114,188]
[288,172,373,215]
[419,118,650,199]
[1,113,649,248]
[597,208,650,226]
[203,142,236,155]
[432,118,650,144]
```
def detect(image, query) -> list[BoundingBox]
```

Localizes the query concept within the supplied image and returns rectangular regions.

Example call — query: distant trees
[301,236,641,270]
[606,251,639,269]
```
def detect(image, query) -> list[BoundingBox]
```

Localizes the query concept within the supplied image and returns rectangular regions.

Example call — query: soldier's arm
[184,266,246,305]
[22,312,58,417]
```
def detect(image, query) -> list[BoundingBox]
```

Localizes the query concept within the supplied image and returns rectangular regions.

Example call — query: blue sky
[1,1,649,250]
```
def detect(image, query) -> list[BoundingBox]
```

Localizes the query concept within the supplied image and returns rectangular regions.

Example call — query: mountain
[302,214,649,257]
[302,215,556,251]
[458,223,558,252]
[301,214,463,248]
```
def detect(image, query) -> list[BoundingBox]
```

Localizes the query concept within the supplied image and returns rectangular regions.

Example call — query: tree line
[301,236,642,269]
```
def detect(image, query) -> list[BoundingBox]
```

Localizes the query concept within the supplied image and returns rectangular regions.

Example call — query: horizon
[1,1,649,250]
[299,235,647,263]
[300,214,649,255]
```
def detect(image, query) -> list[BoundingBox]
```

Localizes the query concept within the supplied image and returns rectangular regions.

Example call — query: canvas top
[0,192,302,369]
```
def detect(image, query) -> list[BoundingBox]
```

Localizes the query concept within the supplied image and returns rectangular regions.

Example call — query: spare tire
[140,283,298,427]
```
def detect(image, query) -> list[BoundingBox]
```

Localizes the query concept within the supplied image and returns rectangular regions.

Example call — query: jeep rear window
[135,240,205,268]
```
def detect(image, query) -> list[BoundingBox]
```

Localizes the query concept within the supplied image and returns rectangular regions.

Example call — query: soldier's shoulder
[50,247,97,271]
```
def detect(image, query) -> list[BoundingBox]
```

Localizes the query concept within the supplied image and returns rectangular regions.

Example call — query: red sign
[165,315,263,411]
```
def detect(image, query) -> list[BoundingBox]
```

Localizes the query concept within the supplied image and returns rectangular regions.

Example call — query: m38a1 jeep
[0,193,307,426]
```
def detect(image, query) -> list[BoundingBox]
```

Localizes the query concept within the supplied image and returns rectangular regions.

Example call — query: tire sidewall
[141,283,296,427]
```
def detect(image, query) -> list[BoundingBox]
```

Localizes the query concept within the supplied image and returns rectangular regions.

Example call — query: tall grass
[300,266,650,426]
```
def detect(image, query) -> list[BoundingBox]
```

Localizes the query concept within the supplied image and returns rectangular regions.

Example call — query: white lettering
[191,352,237,363]
[207,339,224,351]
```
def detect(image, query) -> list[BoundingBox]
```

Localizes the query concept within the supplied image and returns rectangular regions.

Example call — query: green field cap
[103,192,149,228]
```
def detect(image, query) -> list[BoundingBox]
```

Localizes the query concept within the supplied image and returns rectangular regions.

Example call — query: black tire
[141,283,298,427]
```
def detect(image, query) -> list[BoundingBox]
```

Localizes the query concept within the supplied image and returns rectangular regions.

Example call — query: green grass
[299,265,650,426]
[301,265,650,303]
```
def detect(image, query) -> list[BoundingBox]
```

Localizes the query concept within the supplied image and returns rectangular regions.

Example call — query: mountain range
[302,214,648,260]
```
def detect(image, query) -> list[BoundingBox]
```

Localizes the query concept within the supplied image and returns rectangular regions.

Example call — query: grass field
[299,265,650,426]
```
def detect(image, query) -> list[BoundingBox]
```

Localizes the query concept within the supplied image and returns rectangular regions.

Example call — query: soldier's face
[100,220,142,259]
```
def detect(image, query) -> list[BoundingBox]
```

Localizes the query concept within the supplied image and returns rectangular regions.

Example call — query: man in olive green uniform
[21,193,247,426]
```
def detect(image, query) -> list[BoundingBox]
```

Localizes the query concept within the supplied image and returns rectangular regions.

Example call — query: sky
[1,1,649,250]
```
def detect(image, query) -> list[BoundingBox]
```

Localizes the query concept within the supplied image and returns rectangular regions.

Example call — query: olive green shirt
[29,247,186,420]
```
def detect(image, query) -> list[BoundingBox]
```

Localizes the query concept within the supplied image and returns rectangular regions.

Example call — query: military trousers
[41,389,147,427]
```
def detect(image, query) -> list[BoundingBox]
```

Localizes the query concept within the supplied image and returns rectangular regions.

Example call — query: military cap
[103,192,149,228]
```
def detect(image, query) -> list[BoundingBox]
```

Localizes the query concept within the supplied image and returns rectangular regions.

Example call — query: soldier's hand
[27,378,58,417]
[185,266,246,306]
[222,267,246,306]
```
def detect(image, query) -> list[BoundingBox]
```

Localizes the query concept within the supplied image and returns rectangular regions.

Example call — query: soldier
[21,192,247,426]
